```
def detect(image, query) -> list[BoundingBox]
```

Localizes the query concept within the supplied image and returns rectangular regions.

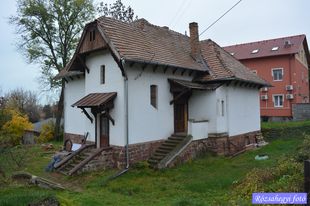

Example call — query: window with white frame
[272,68,283,81]
[273,95,284,107]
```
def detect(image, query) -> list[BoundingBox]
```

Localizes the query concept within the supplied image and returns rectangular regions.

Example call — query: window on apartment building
[272,68,283,81]
[273,95,284,107]
[100,65,105,84]
[150,85,158,108]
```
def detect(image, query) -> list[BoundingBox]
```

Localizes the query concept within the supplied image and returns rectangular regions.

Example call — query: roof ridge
[223,34,305,48]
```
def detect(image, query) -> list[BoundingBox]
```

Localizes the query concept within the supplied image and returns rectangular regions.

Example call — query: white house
[57,17,269,170]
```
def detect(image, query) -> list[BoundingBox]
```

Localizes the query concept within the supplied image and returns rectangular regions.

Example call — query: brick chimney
[189,22,200,58]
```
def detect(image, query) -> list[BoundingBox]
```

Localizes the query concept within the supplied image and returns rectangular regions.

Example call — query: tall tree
[10,0,95,140]
[97,0,138,22]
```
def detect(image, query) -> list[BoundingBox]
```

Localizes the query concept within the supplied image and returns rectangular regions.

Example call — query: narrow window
[221,100,225,116]
[272,68,283,81]
[92,30,96,41]
[100,65,105,84]
[89,30,96,41]
[150,85,158,108]
[273,95,284,107]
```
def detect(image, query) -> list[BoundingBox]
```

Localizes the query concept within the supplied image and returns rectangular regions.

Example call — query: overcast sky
[1,0,309,103]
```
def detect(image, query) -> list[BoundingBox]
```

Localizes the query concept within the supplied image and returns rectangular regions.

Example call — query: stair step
[148,159,159,164]
[155,149,170,154]
[158,145,175,150]
[166,138,183,143]
[150,155,164,161]
[162,142,178,147]
[168,136,185,141]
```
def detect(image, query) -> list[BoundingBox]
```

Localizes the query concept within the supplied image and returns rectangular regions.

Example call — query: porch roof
[168,79,221,91]
[72,92,117,108]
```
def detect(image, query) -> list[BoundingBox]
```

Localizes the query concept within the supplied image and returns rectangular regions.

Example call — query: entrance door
[174,102,188,133]
[100,115,109,147]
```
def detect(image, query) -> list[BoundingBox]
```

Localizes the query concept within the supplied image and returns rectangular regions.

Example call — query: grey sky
[1,0,309,103]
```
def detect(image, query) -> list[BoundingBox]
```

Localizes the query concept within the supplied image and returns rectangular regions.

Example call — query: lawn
[0,122,307,206]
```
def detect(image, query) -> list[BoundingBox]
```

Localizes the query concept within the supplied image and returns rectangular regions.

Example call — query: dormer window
[230,52,235,56]
[251,49,259,54]
[90,30,96,41]
[271,46,279,51]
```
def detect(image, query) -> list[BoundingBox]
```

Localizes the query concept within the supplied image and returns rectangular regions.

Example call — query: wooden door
[174,103,188,133]
[100,115,109,148]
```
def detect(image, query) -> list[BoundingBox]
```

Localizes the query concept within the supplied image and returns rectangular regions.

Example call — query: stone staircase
[54,144,104,176]
[148,134,192,169]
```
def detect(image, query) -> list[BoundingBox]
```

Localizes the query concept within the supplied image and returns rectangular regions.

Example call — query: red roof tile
[223,35,306,60]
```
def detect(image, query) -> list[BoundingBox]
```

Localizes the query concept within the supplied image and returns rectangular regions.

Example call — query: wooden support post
[172,68,178,74]
[163,65,168,73]
[304,160,310,194]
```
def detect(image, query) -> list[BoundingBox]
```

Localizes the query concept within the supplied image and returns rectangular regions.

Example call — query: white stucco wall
[126,66,192,144]
[227,86,261,136]
[64,78,86,136]
[189,85,260,137]
[84,50,125,146]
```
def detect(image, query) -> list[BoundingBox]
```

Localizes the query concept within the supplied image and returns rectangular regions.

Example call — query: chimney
[189,22,200,58]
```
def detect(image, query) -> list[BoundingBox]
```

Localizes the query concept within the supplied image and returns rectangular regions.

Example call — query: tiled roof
[72,92,117,107]
[198,40,269,85]
[97,17,206,71]
[60,17,269,86]
[223,35,306,60]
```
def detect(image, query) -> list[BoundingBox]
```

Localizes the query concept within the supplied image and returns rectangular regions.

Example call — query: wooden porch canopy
[168,79,221,104]
[71,92,117,124]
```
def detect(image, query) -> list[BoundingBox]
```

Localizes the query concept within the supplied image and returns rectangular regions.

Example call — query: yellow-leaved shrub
[36,121,55,143]
[1,110,33,145]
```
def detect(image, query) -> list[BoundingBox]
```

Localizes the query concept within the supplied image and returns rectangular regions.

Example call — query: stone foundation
[77,139,165,173]
[168,130,262,167]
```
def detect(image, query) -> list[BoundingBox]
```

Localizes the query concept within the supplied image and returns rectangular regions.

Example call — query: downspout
[103,57,129,182]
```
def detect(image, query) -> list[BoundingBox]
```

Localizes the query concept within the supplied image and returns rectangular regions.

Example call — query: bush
[35,121,55,143]
[1,110,32,146]
[295,134,310,162]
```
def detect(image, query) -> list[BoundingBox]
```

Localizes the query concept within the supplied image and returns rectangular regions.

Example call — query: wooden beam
[170,89,191,105]
[172,68,178,74]
[81,108,93,123]
[69,76,74,80]
[64,78,68,83]
[77,55,90,73]
[129,61,135,67]
[142,63,148,70]
[105,113,115,125]
[163,66,169,73]
[181,69,186,76]
[189,70,194,76]
[153,64,158,72]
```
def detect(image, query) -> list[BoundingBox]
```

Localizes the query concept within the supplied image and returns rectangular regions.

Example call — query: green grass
[261,120,310,129]
[0,128,306,205]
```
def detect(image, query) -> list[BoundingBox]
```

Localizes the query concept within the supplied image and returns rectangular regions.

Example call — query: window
[273,95,284,107]
[221,100,225,116]
[89,30,96,41]
[230,52,235,56]
[251,49,259,54]
[150,85,158,108]
[100,65,105,84]
[272,68,283,81]
[271,46,279,51]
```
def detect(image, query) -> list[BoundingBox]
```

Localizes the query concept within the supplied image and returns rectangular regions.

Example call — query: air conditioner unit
[286,94,294,99]
[261,87,268,92]
[261,95,268,100]
[286,85,293,91]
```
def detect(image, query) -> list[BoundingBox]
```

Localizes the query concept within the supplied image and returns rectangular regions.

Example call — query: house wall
[241,54,309,119]
[126,65,193,144]
[227,86,261,136]
[84,50,125,146]
[64,78,86,137]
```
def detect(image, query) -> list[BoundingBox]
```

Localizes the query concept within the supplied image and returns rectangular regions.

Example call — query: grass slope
[0,123,306,205]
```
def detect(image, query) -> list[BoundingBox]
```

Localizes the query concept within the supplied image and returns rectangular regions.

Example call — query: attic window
[251,49,259,54]
[271,46,279,51]
[89,30,96,41]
